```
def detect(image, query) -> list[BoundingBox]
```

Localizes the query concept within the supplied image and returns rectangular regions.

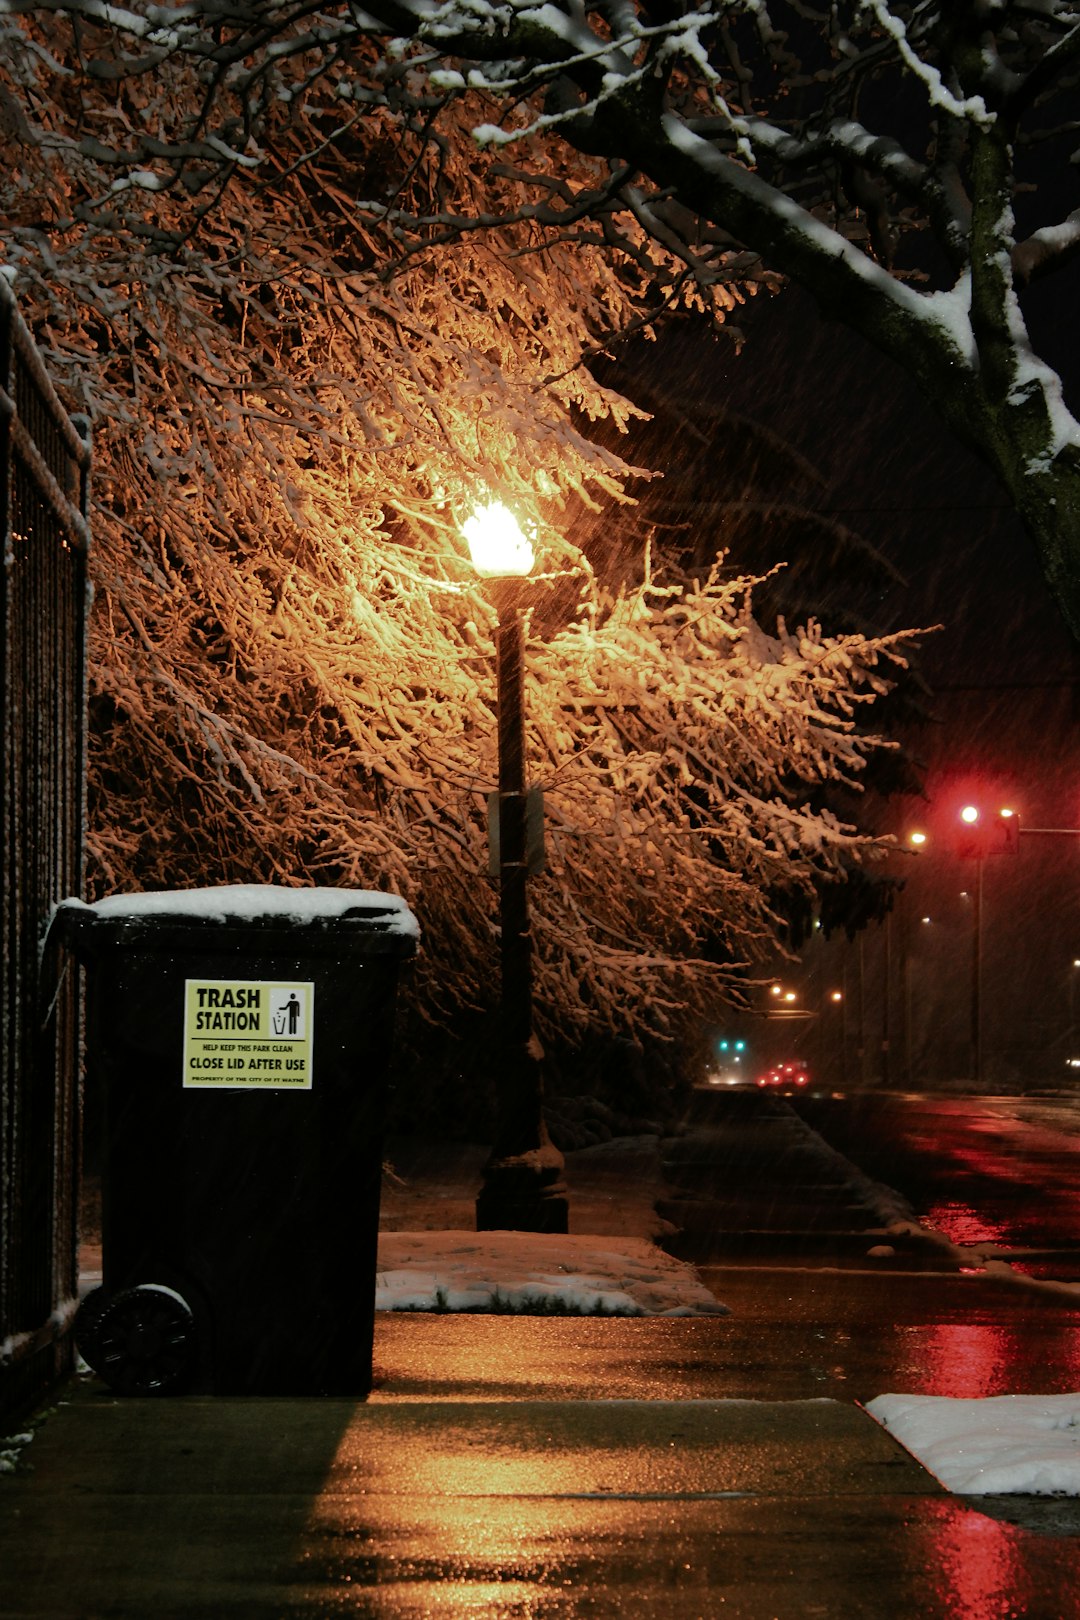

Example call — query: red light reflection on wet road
[798,1095,1080,1258]
[913,1101,1080,1248]
[929,1508,1023,1620]
[919,1318,1080,1398]
[923,1200,1010,1247]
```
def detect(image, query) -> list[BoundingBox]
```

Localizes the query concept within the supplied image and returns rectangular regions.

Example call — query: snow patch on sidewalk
[867,1392,1080,1495]
[376,1231,727,1316]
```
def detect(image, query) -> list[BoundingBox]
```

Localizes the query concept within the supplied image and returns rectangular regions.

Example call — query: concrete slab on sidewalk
[7,1378,1080,1618]
[0,1381,956,1619]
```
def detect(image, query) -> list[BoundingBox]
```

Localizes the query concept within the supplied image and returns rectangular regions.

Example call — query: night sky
[617,277,1080,1087]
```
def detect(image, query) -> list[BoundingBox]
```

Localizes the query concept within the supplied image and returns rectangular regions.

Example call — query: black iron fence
[0,280,90,1420]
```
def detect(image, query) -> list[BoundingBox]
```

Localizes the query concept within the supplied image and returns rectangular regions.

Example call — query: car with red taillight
[756,1061,810,1094]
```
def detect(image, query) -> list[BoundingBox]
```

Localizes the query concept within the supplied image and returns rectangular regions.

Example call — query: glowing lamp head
[960,804,980,825]
[909,830,927,847]
[462,501,535,578]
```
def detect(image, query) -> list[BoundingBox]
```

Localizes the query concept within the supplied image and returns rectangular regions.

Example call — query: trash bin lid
[51,884,420,955]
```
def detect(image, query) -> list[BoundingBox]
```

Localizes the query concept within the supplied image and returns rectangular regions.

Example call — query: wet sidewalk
[8,1098,1080,1615]
[5,1344,1080,1619]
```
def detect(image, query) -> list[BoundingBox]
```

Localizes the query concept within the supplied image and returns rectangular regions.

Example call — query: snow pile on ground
[0,1433,33,1474]
[375,1231,727,1316]
[867,1393,1080,1495]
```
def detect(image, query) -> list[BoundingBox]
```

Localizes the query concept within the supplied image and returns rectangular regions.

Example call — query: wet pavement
[369,1269,1080,1405]
[6,1264,1080,1618]
[9,1094,1080,1616]
[3,1354,1080,1619]
[656,1089,917,1263]
[792,1091,1080,1267]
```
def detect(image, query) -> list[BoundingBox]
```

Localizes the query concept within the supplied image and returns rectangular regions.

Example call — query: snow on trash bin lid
[56,885,420,942]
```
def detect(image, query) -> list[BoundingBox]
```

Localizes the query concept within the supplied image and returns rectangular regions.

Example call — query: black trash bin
[51,885,418,1397]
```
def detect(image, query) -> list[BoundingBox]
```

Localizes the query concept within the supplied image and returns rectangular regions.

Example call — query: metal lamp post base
[476,1159,569,1234]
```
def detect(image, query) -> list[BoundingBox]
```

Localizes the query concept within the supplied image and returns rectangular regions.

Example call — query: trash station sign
[183,980,314,1089]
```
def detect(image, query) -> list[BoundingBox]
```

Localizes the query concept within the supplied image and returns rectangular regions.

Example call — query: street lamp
[954,803,1018,1088]
[827,989,846,1087]
[959,806,985,1087]
[1069,959,1080,1064]
[462,500,568,1234]
[893,827,929,1087]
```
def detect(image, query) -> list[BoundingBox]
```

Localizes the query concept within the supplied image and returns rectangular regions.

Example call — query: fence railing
[0,279,90,1421]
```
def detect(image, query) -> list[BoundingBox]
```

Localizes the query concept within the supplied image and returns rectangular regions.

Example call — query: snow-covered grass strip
[375,1231,727,1315]
[867,1393,1080,1496]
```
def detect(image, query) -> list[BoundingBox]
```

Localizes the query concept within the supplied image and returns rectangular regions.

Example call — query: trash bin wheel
[83,1283,198,1396]
[73,1285,115,1372]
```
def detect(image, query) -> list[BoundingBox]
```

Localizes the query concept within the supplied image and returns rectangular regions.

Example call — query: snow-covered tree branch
[396,0,1080,637]
[13,0,1073,635]
[1,4,919,1068]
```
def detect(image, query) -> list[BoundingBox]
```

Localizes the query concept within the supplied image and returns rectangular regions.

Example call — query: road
[638,1087,1080,1413]
[792,1089,1080,1275]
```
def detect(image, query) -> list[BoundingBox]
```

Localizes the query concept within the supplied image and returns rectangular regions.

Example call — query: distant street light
[884,827,930,1088]
[954,802,1020,1087]
[967,819,985,1088]
[462,500,568,1233]
[827,988,846,1086]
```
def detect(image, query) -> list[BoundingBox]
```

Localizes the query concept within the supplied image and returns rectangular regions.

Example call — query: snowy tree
[6,1,1073,637]
[0,7,917,1067]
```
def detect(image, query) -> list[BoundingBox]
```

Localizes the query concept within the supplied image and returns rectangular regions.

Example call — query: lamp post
[961,808,986,1089]
[462,501,568,1234]
[954,802,1021,1087]
[828,989,846,1087]
[899,829,928,1087]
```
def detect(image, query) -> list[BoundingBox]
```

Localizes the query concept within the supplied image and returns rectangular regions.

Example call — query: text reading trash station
[183,979,315,1089]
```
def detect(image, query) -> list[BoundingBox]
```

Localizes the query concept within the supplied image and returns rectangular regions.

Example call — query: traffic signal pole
[971,854,984,1089]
